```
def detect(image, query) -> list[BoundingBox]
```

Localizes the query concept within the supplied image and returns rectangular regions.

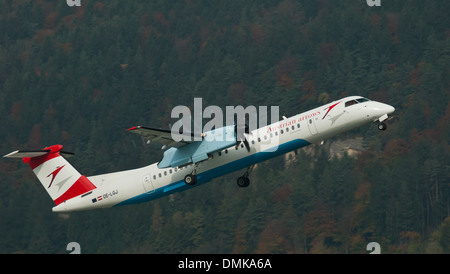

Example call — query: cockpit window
[345,97,370,107]
[345,100,358,107]
[356,98,370,103]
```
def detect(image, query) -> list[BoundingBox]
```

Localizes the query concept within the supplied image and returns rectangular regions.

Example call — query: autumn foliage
[0,0,449,254]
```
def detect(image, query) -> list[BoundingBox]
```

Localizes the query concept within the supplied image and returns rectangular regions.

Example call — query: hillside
[0,0,449,253]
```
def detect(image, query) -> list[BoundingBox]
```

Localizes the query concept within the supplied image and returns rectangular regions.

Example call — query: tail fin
[3,145,96,205]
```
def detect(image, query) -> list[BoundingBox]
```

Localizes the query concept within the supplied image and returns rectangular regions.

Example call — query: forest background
[0,0,449,254]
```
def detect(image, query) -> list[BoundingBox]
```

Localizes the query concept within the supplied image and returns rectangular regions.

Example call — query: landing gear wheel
[378,122,387,131]
[237,176,250,188]
[184,174,197,185]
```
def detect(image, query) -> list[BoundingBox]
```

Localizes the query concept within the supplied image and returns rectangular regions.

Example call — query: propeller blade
[243,139,250,152]
[234,123,251,153]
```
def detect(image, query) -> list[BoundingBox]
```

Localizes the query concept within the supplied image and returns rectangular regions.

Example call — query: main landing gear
[184,162,199,185]
[237,165,254,188]
[184,163,255,188]
[184,174,197,185]
[237,176,250,188]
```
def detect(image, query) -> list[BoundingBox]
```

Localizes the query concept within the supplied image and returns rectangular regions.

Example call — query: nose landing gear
[376,113,392,131]
[377,122,387,131]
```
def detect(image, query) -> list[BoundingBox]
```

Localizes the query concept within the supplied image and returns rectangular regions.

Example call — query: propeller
[234,123,251,152]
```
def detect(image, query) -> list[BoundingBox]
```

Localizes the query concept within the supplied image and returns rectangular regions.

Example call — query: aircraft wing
[127,126,194,148]
[128,125,240,168]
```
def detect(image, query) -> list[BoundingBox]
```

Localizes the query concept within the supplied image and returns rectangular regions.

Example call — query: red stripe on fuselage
[54,175,96,205]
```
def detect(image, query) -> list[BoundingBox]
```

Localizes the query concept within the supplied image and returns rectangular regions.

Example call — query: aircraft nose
[367,102,395,121]
[385,104,395,114]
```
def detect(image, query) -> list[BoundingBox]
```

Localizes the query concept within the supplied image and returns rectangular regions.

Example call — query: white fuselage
[52,96,395,212]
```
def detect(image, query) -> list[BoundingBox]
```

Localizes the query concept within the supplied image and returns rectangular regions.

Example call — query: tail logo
[47,165,66,188]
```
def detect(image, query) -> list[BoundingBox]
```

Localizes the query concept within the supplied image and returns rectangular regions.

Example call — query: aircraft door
[142,174,155,194]
[307,117,318,135]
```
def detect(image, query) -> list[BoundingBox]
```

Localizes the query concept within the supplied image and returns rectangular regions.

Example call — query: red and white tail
[3,145,96,205]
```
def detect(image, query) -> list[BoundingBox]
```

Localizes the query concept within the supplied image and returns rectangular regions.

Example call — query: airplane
[3,96,395,212]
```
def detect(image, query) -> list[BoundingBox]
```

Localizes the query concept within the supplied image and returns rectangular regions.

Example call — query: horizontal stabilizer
[3,150,50,158]
[3,149,74,159]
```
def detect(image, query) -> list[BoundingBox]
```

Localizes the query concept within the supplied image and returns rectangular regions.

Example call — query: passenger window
[153,175,156,180]
[275,131,278,136]
[169,169,172,174]
[297,123,300,128]
[281,129,284,134]
[159,173,161,178]
[164,171,167,176]
[292,125,295,130]
[286,127,289,132]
